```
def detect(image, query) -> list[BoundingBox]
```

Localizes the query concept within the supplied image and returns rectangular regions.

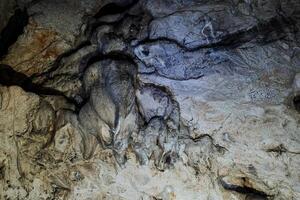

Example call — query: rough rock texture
[0,0,300,199]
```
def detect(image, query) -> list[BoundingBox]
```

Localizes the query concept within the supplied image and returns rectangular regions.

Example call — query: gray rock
[134,42,232,80]
[136,85,173,122]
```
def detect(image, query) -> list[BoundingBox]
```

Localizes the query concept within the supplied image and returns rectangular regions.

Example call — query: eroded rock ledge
[0,0,300,199]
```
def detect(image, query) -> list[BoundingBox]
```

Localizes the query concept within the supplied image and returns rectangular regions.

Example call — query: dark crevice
[0,9,29,59]
[266,144,287,155]
[94,0,138,19]
[178,133,228,154]
[265,143,300,155]
[79,51,137,75]
[136,15,296,52]
[0,64,79,108]
[164,155,172,165]
[293,95,300,112]
[219,177,269,200]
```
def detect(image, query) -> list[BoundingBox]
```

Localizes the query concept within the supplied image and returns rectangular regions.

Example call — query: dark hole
[94,0,137,18]
[0,9,29,58]
[293,96,300,112]
[246,194,268,200]
[165,155,171,165]
[141,49,149,56]
[0,165,4,179]
[220,178,268,199]
[94,3,126,18]
[0,64,28,85]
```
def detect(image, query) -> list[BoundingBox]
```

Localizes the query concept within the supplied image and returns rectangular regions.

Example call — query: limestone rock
[0,0,300,199]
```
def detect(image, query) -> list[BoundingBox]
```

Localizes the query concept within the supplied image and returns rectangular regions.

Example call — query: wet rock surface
[0,0,300,199]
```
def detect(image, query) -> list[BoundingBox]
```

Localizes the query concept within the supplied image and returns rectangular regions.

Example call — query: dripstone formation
[0,0,300,199]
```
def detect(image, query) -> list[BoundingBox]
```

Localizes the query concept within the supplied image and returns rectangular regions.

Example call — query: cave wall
[0,0,300,199]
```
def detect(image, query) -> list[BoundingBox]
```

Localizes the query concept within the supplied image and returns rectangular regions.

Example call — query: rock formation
[0,0,300,199]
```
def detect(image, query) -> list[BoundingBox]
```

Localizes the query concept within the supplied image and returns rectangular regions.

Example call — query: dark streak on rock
[219,177,269,199]
[136,15,296,52]
[0,64,79,108]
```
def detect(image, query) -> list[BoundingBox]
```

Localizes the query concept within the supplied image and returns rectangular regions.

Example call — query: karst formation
[0,0,300,199]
